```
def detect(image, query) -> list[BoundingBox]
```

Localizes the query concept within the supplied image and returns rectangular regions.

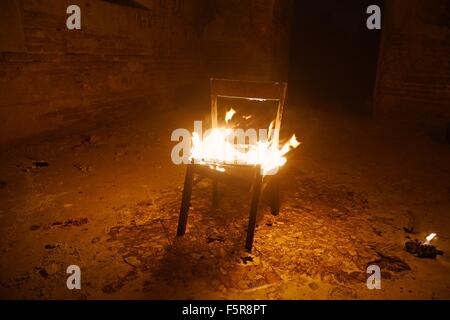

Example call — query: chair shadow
[143,177,279,299]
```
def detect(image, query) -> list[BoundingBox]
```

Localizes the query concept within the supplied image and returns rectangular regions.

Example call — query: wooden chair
[176,78,287,252]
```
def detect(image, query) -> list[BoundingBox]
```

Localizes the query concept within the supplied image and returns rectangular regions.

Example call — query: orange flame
[190,108,301,175]
[426,233,437,242]
[225,108,236,123]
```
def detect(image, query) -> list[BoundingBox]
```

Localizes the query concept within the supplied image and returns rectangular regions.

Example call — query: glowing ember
[425,233,437,244]
[189,108,300,175]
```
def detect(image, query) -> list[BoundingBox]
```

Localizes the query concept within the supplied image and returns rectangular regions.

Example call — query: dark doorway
[288,0,384,114]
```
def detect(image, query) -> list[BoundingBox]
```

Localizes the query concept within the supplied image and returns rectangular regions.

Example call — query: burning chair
[176,78,299,251]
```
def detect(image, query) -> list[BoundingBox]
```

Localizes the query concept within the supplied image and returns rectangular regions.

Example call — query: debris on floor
[29,217,89,232]
[32,161,49,168]
[73,164,93,174]
[62,217,89,227]
[405,240,444,259]
[82,134,101,146]
[1,107,449,300]
[19,159,50,172]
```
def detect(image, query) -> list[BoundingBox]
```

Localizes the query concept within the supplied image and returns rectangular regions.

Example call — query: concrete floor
[0,104,449,299]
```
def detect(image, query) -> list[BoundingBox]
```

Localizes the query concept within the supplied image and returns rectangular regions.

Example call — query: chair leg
[212,179,219,207]
[270,176,280,216]
[177,164,194,236]
[245,167,263,252]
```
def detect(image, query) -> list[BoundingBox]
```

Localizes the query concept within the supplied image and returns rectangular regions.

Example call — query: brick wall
[374,0,450,134]
[202,0,292,81]
[0,0,291,144]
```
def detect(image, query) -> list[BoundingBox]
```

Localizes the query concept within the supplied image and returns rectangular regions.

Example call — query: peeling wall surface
[374,0,450,133]
[0,0,291,144]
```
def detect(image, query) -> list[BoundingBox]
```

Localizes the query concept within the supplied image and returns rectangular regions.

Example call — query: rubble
[405,240,444,259]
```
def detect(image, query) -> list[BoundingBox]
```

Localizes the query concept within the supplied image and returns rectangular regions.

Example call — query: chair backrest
[210,78,287,147]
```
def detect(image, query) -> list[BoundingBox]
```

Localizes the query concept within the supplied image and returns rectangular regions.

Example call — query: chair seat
[191,162,259,182]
